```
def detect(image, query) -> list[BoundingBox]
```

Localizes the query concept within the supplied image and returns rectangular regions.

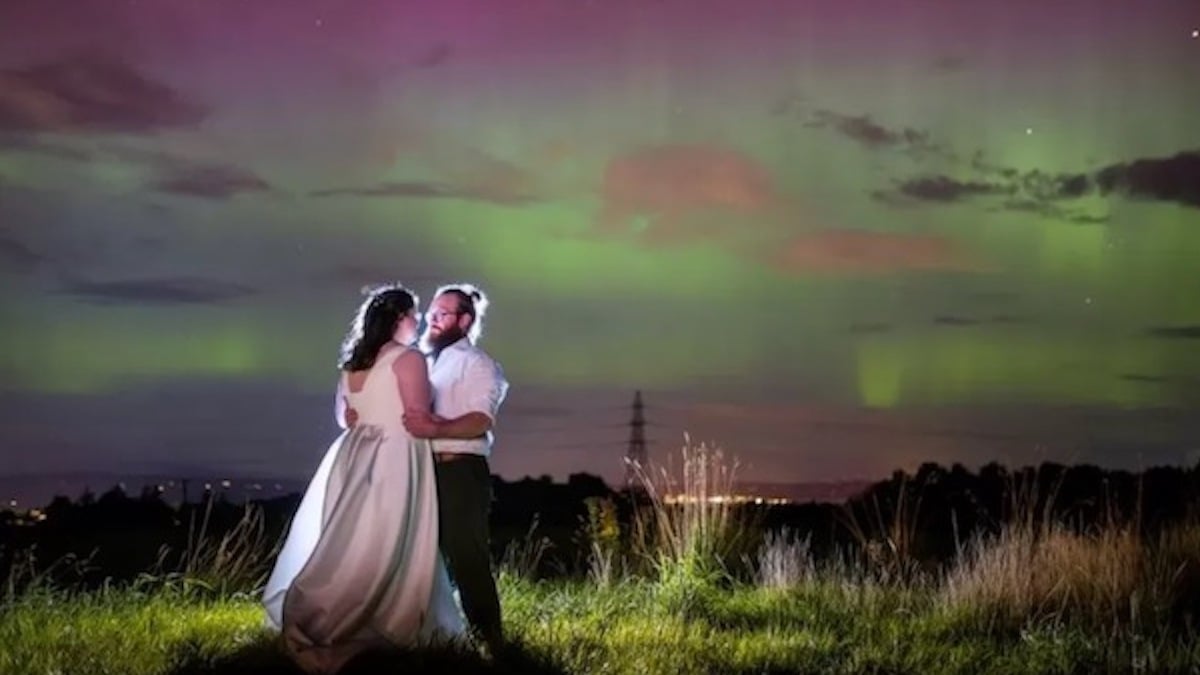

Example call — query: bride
[262,283,465,673]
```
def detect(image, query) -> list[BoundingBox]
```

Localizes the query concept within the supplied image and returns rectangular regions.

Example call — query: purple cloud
[150,164,272,200]
[0,52,207,134]
[0,133,93,161]
[309,180,536,206]
[0,230,45,271]
[413,42,454,68]
[60,277,256,305]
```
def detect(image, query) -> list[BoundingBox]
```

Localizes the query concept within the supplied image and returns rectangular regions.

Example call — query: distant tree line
[2,461,1197,587]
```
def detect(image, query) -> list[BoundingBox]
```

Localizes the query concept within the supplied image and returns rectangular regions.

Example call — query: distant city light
[663,493,791,506]
[221,479,232,489]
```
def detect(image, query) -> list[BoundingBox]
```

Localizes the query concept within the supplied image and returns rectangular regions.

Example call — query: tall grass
[2,498,279,605]
[837,471,928,583]
[753,528,815,589]
[944,522,1135,628]
[582,496,622,587]
[499,514,553,579]
[943,521,1200,633]
[935,467,1200,643]
[175,499,279,597]
[625,436,757,588]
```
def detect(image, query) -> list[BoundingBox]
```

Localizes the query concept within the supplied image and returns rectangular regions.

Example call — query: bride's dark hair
[339,283,418,372]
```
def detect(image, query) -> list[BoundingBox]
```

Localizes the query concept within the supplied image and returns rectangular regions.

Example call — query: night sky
[2,0,1199,501]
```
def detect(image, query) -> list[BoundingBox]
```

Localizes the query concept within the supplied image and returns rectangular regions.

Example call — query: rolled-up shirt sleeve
[462,353,509,423]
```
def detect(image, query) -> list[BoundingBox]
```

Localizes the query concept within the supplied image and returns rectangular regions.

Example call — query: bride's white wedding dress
[262,347,465,673]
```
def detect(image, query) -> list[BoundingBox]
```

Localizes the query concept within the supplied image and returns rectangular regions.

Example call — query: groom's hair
[435,282,489,343]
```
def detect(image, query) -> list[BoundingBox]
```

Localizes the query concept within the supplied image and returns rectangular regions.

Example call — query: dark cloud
[414,42,454,68]
[1095,152,1200,208]
[1115,374,1200,407]
[103,144,187,167]
[60,277,256,305]
[768,90,807,117]
[0,52,207,134]
[803,108,1198,216]
[965,290,1021,303]
[933,315,979,326]
[309,180,536,206]
[315,264,444,290]
[805,110,941,155]
[0,133,92,161]
[932,56,966,72]
[1146,325,1200,340]
[0,138,273,205]
[995,199,1110,224]
[848,322,891,334]
[311,182,445,198]
[868,189,916,208]
[896,175,1012,203]
[150,163,273,200]
[1051,173,1091,199]
[0,231,46,271]
[1119,373,1170,384]
[883,150,1199,218]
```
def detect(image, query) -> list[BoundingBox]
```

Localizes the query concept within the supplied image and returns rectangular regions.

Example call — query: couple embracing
[261,282,508,673]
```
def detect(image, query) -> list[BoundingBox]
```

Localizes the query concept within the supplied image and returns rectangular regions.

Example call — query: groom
[402,283,509,651]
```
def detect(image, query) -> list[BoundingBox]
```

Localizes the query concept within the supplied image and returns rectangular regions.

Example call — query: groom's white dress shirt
[428,338,508,458]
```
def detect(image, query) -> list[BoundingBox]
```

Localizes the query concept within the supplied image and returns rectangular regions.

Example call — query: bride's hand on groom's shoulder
[343,405,359,427]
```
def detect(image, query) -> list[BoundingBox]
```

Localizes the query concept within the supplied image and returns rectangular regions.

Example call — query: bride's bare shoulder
[391,347,427,373]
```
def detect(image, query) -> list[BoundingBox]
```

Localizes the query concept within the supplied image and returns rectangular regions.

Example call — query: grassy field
[3,444,1198,674]
[2,571,1197,675]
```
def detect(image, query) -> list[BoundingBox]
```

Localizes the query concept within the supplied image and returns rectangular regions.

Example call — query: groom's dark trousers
[434,453,502,645]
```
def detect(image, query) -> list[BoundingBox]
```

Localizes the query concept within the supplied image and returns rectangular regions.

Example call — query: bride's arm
[334,376,349,429]
[393,350,433,422]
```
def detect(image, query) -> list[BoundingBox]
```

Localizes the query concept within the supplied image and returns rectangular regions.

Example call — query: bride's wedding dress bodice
[343,347,410,436]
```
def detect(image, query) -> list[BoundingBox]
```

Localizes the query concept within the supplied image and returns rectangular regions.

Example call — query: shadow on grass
[168,636,570,675]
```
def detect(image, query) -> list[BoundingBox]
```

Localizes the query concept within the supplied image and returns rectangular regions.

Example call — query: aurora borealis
[2,0,1199,499]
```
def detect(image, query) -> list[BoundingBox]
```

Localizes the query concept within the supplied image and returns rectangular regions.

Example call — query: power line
[625,390,648,491]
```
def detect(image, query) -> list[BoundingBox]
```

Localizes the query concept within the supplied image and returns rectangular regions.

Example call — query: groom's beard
[421,325,466,354]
